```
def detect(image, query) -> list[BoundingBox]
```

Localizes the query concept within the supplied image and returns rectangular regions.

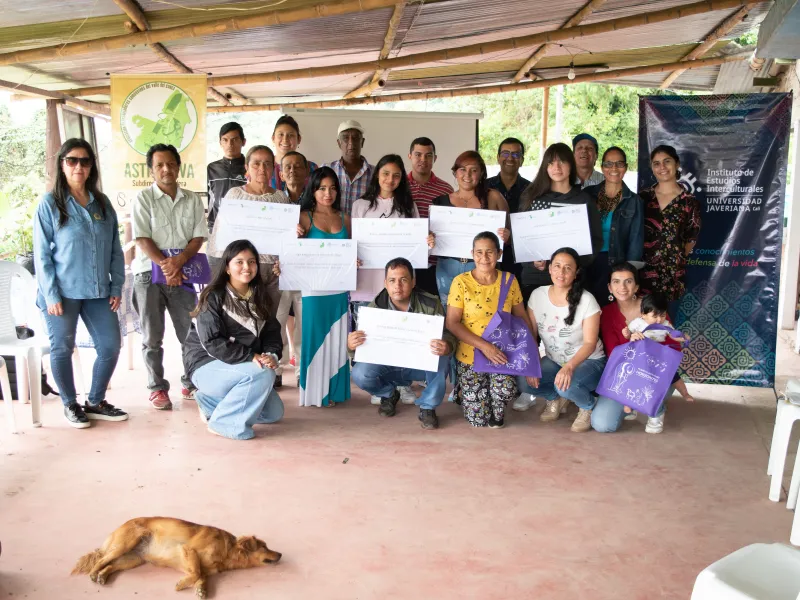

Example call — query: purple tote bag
[596,324,685,417]
[151,249,212,287]
[474,272,542,378]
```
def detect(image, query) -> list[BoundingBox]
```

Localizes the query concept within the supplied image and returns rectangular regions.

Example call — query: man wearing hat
[572,133,605,188]
[323,120,374,214]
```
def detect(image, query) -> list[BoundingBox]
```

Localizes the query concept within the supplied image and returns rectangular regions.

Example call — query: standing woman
[183,240,283,440]
[270,115,317,190]
[33,138,128,428]
[517,143,603,306]
[279,167,352,408]
[583,147,643,306]
[207,145,293,385]
[640,145,701,316]
[446,232,533,428]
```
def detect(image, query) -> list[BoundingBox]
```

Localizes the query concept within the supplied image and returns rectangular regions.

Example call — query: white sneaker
[645,414,665,434]
[370,395,381,405]
[512,392,537,411]
[624,410,638,421]
[398,386,417,405]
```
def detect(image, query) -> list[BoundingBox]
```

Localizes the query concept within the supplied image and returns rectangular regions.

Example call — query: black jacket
[183,287,282,381]
[206,156,247,232]
[519,186,603,289]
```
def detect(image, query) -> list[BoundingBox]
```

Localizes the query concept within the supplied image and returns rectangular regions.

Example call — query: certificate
[510,205,593,262]
[354,306,444,372]
[352,218,429,269]
[279,239,357,291]
[215,200,300,256]
[429,205,505,259]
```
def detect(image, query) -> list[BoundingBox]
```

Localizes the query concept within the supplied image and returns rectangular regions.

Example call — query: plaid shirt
[580,169,605,189]
[322,156,374,214]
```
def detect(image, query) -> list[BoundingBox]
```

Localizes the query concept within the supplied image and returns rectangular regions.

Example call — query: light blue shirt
[33,191,125,305]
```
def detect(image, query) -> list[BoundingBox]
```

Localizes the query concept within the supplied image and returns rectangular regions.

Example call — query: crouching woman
[183,240,284,440]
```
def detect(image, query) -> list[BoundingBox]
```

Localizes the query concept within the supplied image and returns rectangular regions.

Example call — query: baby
[622,293,695,404]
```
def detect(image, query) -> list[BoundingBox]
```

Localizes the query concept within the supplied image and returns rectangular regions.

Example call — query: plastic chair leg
[789,442,800,510]
[17,353,29,406]
[771,413,795,502]
[792,497,800,546]
[770,401,786,475]
[126,332,135,371]
[0,361,16,434]
[72,347,87,403]
[27,348,42,427]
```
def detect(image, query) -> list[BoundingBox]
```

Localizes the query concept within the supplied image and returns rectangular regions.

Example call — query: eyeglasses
[499,151,522,160]
[63,156,93,168]
[601,161,627,168]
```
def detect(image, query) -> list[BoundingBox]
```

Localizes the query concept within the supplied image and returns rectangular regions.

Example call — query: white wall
[283,108,481,183]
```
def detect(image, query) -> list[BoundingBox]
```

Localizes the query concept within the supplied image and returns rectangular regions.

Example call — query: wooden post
[541,87,550,158]
[45,99,63,191]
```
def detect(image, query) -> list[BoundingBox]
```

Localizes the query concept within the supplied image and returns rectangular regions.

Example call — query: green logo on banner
[120,82,198,156]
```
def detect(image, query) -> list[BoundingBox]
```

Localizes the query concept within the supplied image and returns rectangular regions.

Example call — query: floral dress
[640,186,701,301]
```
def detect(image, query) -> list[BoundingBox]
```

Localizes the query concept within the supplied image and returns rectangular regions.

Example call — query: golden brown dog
[71,517,281,597]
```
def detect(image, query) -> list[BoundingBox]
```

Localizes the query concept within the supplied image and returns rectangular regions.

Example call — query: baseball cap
[337,119,365,136]
[572,132,598,151]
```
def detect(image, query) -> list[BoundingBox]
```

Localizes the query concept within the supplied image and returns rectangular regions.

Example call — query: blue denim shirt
[33,191,125,304]
[584,182,644,264]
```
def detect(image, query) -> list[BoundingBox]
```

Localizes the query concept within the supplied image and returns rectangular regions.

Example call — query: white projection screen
[282,108,482,185]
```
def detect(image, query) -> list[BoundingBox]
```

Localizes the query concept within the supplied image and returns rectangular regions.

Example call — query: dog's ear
[236,536,259,552]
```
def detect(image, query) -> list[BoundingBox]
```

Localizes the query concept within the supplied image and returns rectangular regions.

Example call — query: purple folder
[151,249,212,286]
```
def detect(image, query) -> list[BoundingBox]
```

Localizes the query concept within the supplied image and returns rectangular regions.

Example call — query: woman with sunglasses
[33,138,127,429]
[583,146,644,306]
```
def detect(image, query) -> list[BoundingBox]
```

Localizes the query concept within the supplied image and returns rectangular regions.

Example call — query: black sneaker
[419,409,439,430]
[274,374,283,389]
[83,401,129,422]
[64,403,90,429]
[489,416,505,429]
[378,390,400,417]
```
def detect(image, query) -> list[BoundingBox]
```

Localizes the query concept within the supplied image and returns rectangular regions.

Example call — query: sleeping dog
[72,517,281,597]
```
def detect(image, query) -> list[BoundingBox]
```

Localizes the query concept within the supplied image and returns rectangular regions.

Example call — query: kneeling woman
[446,232,533,427]
[183,240,284,440]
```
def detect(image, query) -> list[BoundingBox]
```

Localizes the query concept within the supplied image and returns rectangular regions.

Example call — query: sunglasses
[601,161,627,168]
[499,151,522,160]
[63,156,93,168]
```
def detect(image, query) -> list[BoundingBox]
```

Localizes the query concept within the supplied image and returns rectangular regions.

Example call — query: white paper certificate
[352,218,429,269]
[278,239,357,291]
[354,307,444,372]
[510,205,593,262]
[215,200,300,256]
[428,205,505,259]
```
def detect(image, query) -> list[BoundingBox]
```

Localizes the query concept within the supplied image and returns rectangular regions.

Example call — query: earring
[608,293,614,302]
[633,293,637,300]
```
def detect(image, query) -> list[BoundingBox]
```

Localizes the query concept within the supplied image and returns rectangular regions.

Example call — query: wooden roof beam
[660,1,760,88]
[343,1,407,99]
[208,53,749,113]
[512,0,608,83]
[61,0,767,98]
[0,0,406,67]
[0,78,110,117]
[112,0,236,106]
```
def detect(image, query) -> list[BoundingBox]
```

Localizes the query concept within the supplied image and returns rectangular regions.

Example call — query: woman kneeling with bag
[183,240,284,440]
[445,232,535,428]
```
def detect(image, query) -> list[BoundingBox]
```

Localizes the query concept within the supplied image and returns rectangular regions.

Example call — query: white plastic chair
[0,357,16,433]
[691,543,800,599]
[769,383,800,502]
[0,261,86,428]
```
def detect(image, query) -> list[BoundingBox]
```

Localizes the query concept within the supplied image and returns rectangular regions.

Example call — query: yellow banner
[109,74,207,198]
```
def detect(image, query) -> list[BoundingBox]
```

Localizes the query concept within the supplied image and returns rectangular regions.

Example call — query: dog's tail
[71,549,103,575]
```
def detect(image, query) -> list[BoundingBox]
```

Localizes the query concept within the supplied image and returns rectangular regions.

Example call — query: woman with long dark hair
[280,167,352,407]
[583,147,644,306]
[517,247,606,432]
[516,143,603,305]
[183,239,283,440]
[33,138,127,429]
[639,144,701,316]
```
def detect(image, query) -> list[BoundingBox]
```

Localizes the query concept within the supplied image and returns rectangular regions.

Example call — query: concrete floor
[0,327,798,599]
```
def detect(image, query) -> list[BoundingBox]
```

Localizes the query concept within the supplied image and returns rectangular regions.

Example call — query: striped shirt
[322,157,374,214]
[580,169,605,189]
[407,171,454,219]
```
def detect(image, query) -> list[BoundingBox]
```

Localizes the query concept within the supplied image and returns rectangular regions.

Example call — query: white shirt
[528,286,605,365]
[628,317,674,343]
[131,183,207,274]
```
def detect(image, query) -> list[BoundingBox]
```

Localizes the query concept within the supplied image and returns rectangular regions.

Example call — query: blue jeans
[351,355,449,409]
[38,295,121,407]
[191,360,284,440]
[591,388,672,433]
[435,257,474,387]
[518,356,606,410]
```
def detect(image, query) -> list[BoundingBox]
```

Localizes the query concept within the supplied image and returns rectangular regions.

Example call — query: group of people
[31,115,701,440]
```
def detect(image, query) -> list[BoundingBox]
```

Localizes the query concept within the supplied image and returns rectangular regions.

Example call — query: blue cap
[572,133,598,151]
